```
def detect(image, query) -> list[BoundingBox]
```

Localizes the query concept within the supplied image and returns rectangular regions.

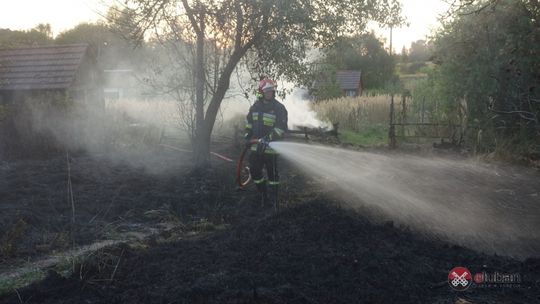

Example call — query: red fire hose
[236,139,261,189]
[160,144,234,162]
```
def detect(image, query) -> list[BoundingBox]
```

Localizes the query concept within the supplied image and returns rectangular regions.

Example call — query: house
[311,68,363,99]
[336,70,363,97]
[0,43,102,105]
[0,44,103,156]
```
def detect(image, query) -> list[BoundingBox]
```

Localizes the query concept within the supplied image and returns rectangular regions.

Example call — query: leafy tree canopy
[0,24,53,48]
[107,0,404,166]
[55,22,145,70]
[321,32,395,90]
[113,0,404,84]
[416,0,540,149]
[408,39,432,62]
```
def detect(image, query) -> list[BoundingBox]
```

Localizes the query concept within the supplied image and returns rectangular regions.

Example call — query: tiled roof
[0,44,88,90]
[336,70,361,90]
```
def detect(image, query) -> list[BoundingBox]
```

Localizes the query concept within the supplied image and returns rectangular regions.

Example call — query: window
[104,88,121,100]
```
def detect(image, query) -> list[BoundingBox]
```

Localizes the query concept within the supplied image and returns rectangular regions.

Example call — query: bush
[400,62,427,75]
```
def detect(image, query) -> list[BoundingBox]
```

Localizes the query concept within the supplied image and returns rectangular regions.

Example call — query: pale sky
[0,0,450,51]
[373,0,451,52]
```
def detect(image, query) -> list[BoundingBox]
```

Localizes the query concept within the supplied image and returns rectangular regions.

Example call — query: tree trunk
[193,129,210,167]
[190,4,257,168]
[193,13,208,167]
[192,50,245,168]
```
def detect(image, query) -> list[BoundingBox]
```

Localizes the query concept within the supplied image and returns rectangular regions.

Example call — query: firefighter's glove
[256,137,269,155]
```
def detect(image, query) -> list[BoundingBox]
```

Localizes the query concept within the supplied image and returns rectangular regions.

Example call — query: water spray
[269,141,540,259]
[235,124,337,190]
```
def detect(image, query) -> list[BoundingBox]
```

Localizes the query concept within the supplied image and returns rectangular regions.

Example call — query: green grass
[0,254,79,297]
[0,269,45,296]
[339,125,388,146]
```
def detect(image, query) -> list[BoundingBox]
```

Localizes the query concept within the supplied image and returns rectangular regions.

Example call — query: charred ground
[0,143,539,303]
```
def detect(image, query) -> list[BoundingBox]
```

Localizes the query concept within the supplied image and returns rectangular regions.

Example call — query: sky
[373,0,452,52]
[0,0,451,51]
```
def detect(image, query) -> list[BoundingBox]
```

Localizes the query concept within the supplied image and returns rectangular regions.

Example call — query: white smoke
[281,86,331,130]
[221,79,332,131]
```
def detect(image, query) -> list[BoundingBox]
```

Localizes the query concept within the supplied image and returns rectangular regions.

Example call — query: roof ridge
[0,43,89,52]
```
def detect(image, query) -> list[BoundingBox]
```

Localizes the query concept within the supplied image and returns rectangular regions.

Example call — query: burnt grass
[1,146,540,303]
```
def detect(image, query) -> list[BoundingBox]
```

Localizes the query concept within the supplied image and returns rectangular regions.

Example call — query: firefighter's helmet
[258,78,276,93]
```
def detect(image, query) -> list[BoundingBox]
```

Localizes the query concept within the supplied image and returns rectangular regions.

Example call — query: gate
[388,94,464,149]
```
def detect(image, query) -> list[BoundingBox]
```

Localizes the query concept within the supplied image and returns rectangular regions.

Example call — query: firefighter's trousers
[248,152,279,199]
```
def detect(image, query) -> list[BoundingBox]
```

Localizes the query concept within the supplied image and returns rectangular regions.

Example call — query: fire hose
[235,138,269,189]
[159,144,234,162]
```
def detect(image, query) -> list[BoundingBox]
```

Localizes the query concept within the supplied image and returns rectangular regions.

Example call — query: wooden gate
[388,94,463,148]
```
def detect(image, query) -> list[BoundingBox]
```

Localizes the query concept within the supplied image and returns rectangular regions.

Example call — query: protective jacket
[245,98,288,154]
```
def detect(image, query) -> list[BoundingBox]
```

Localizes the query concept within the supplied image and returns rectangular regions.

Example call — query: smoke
[281,87,331,130]
[216,81,332,133]
[270,142,540,259]
[106,99,179,129]
[11,56,328,171]
[18,97,190,174]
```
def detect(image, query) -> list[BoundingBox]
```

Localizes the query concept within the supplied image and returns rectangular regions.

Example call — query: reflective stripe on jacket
[245,98,288,154]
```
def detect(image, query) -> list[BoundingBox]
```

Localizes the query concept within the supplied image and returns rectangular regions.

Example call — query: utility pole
[389,26,393,55]
[388,26,396,148]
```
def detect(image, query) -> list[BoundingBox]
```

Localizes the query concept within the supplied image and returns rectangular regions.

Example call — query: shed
[335,70,363,97]
[0,43,102,104]
[0,44,103,156]
[311,68,363,99]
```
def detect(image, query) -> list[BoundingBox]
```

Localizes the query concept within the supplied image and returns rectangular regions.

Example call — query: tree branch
[181,0,201,35]
[489,108,538,123]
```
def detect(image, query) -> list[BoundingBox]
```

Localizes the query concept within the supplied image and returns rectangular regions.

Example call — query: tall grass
[311,95,390,132]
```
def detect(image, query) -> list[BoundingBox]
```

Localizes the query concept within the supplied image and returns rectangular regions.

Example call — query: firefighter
[244,78,288,208]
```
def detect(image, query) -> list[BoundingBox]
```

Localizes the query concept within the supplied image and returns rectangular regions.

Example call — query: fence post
[389,94,396,149]
[421,96,425,124]
[400,94,407,138]
[402,95,407,124]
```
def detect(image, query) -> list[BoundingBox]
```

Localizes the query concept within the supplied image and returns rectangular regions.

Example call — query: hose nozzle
[256,137,269,155]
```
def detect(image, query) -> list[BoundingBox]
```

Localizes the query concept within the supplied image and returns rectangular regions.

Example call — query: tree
[418,0,540,152]
[309,64,344,100]
[110,0,403,167]
[0,25,53,48]
[34,23,53,39]
[408,40,431,62]
[55,22,145,70]
[400,46,408,63]
[322,32,395,90]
